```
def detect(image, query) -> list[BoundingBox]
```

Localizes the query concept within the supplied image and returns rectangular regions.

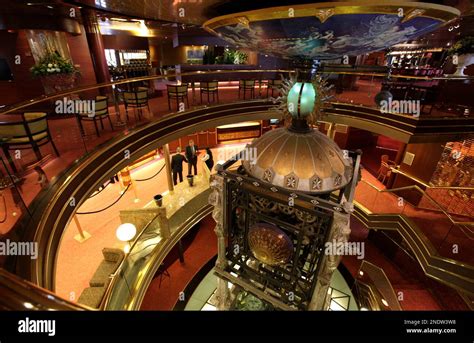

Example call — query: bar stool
[200,81,219,104]
[238,80,255,99]
[167,83,189,110]
[267,79,283,97]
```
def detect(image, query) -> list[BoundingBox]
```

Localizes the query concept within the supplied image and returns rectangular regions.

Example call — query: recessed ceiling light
[381,299,389,307]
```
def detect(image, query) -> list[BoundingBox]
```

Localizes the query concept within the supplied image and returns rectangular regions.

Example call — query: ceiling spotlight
[448,26,453,31]
[381,299,389,307]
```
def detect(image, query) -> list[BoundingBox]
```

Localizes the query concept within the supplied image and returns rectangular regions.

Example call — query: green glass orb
[287,82,317,117]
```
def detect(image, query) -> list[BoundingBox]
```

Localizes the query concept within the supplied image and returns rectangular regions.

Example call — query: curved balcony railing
[353,180,474,296]
[356,177,474,262]
[0,268,88,311]
[1,69,472,236]
[1,69,472,307]
[353,260,402,311]
[5,99,280,292]
[0,69,292,248]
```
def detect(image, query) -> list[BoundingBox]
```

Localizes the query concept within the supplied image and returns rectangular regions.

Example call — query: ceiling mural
[203,3,460,60]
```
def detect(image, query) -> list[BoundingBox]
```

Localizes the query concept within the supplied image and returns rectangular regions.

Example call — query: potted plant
[447,36,474,76]
[30,51,79,94]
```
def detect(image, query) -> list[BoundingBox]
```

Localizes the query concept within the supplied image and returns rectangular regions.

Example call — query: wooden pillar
[81,8,111,88]
[163,144,174,194]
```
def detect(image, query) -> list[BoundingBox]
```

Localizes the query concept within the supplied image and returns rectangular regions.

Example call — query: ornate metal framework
[211,149,361,311]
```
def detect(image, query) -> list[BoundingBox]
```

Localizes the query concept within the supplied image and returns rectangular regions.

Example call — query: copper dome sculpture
[242,127,353,194]
[247,223,293,266]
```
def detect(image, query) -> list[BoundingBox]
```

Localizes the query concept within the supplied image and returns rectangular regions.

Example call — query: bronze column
[81,8,110,87]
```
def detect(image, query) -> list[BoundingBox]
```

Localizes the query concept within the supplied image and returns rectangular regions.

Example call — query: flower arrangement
[447,36,474,56]
[30,51,76,76]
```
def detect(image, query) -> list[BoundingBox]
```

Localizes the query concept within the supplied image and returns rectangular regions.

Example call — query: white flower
[46,68,51,72]
[54,64,58,67]
[48,64,53,68]
[55,68,60,72]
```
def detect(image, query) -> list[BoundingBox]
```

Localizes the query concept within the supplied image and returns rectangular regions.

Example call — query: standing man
[171,147,187,185]
[185,139,198,176]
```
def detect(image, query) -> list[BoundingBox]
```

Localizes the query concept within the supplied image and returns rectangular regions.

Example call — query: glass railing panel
[354,179,380,212]
[0,175,31,238]
[322,71,474,118]
[424,188,474,220]
[103,182,212,310]
[399,188,473,265]
[330,74,384,109]
[354,179,404,215]
[434,222,474,265]
[355,260,402,311]
[354,176,473,265]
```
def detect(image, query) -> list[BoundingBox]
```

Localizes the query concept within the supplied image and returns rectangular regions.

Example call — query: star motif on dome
[334,174,342,187]
[262,168,274,183]
[310,175,322,191]
[284,173,298,189]
[287,176,297,188]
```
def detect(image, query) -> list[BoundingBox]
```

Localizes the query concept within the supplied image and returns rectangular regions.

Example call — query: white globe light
[116,223,137,242]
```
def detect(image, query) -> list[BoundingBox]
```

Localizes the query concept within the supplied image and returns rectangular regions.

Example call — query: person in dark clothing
[201,147,214,171]
[171,147,187,185]
[109,174,119,184]
[185,139,198,176]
